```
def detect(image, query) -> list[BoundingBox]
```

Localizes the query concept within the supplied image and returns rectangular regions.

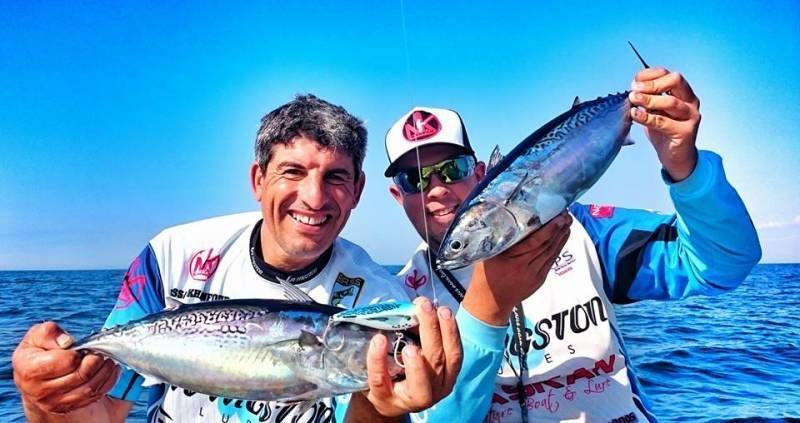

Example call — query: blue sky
[1,1,798,270]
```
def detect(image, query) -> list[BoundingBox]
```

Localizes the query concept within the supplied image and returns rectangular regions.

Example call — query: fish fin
[622,136,635,146]
[487,145,504,171]
[164,297,185,310]
[139,373,167,387]
[275,399,318,416]
[627,41,650,69]
[505,172,529,206]
[277,276,315,303]
[572,96,582,108]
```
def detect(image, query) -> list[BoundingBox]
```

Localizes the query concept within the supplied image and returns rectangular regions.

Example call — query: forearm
[23,396,131,423]
[668,150,761,283]
[423,308,505,422]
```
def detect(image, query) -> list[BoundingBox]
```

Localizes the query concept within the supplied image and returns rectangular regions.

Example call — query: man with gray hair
[12,94,463,422]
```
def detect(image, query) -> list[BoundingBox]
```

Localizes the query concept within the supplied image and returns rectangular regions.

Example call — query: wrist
[462,289,512,326]
[662,147,698,182]
[22,397,50,421]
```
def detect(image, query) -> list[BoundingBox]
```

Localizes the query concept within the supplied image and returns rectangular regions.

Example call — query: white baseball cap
[384,107,475,177]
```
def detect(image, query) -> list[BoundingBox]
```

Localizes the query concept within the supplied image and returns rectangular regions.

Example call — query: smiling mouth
[289,212,330,226]
[429,206,457,217]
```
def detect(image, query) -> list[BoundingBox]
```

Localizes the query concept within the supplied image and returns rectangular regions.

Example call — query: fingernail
[371,334,386,348]
[633,92,644,101]
[438,307,453,320]
[417,298,434,314]
[631,81,646,91]
[56,333,74,348]
[403,345,419,358]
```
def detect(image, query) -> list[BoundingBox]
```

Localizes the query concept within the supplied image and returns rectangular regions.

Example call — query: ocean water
[1,265,798,422]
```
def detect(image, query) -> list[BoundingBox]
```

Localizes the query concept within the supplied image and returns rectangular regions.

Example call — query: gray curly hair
[255,94,367,181]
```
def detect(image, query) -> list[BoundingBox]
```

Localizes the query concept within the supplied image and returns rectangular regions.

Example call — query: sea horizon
[2,264,798,422]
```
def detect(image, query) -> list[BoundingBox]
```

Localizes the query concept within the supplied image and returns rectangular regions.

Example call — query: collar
[249,219,333,284]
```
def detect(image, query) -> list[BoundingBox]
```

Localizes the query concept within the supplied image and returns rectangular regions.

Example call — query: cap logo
[403,110,441,141]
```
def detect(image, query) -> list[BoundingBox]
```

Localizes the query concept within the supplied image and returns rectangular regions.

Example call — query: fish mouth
[436,257,469,270]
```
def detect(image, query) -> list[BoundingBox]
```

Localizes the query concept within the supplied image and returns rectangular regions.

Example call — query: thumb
[26,322,74,350]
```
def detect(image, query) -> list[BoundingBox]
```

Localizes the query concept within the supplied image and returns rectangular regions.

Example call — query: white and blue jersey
[102,212,412,423]
[396,150,761,422]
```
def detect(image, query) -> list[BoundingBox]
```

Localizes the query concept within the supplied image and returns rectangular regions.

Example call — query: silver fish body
[438,92,632,270]
[74,299,410,402]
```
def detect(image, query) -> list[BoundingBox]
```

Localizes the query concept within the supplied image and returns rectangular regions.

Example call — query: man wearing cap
[383,68,761,422]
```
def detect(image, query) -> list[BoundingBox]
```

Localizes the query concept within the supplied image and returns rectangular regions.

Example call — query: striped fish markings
[74,290,418,403]
[437,92,634,270]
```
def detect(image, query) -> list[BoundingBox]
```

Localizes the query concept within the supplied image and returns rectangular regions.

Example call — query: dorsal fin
[572,96,582,108]
[505,172,529,205]
[165,297,186,310]
[277,276,315,303]
[487,145,504,171]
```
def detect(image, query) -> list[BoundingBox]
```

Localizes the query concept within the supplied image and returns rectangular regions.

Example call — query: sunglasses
[394,155,476,194]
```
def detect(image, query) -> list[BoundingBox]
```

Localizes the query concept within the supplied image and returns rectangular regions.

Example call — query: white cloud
[756,215,800,230]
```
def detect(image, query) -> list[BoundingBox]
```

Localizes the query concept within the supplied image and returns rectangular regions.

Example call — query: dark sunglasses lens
[396,171,423,193]
[439,158,469,182]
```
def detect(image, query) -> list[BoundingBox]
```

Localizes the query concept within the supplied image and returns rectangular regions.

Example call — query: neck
[261,248,317,273]
[427,239,442,258]
[258,225,318,272]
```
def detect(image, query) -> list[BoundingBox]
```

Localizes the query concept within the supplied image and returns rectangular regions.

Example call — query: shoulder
[150,211,261,250]
[331,237,410,303]
[332,237,394,280]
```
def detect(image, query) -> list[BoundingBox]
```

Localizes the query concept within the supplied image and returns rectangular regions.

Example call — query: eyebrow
[273,160,354,177]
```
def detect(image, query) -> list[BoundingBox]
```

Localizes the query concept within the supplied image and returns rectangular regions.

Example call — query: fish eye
[449,240,463,251]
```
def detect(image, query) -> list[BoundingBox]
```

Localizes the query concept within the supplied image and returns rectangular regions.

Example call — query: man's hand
[357,297,462,418]
[629,67,702,182]
[463,212,572,326]
[12,322,120,417]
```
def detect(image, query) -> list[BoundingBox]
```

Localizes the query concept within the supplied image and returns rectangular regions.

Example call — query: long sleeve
[571,150,762,304]
[103,244,166,401]
[420,307,507,423]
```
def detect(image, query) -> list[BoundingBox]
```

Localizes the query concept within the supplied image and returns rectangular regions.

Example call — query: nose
[425,173,451,201]
[298,174,327,210]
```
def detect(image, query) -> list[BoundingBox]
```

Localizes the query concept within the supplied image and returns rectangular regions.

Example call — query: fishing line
[399,0,438,307]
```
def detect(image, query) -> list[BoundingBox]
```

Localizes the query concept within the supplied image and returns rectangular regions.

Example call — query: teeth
[290,213,328,226]
[431,207,456,217]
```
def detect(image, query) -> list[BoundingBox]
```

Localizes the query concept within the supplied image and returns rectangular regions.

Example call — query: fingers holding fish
[409,297,460,404]
[628,91,695,121]
[414,297,445,380]
[12,322,85,413]
[503,212,571,259]
[536,221,571,281]
[364,333,426,415]
[632,68,699,106]
[436,306,462,396]
[42,361,119,413]
[400,343,434,412]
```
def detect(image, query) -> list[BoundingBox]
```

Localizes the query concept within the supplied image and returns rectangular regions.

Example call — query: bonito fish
[437,92,633,270]
[73,298,416,403]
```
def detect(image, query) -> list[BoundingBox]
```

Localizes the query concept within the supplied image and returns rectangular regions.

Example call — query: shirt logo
[405,269,428,290]
[403,110,441,141]
[551,250,576,276]
[115,257,147,310]
[331,272,365,308]
[589,204,615,219]
[189,249,221,281]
